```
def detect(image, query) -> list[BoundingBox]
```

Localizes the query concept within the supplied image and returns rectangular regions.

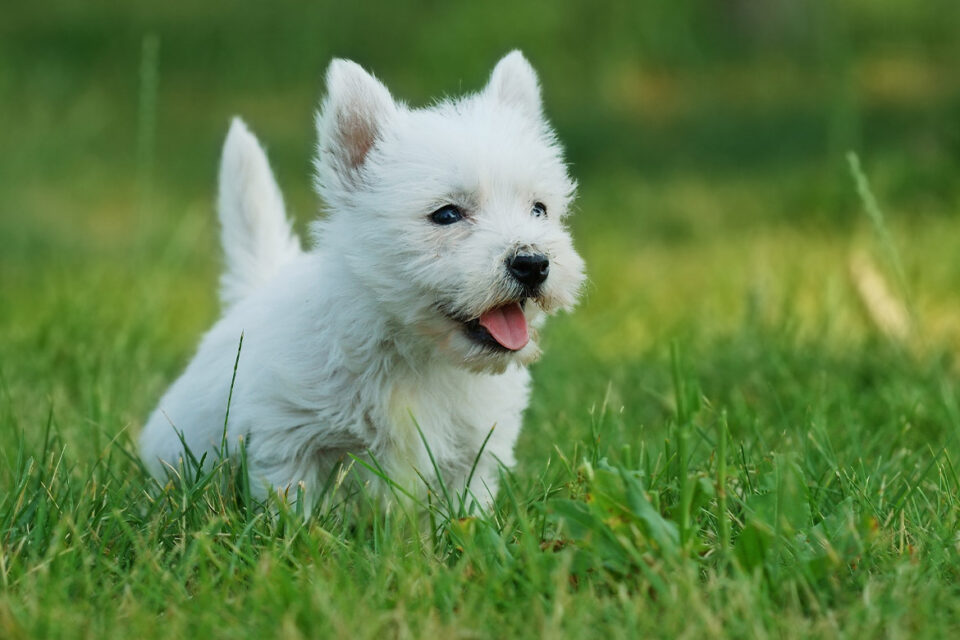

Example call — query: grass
[3,318,960,638]
[2,2,960,638]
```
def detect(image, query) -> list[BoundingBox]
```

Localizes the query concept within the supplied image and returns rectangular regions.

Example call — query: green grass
[3,2,960,638]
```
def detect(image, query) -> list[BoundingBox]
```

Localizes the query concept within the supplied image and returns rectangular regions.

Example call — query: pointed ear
[485,51,543,117]
[316,59,396,185]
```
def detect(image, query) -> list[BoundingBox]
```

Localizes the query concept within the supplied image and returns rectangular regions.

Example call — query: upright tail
[217,118,303,309]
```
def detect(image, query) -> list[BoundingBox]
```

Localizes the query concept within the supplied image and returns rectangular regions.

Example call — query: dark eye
[429,204,464,225]
[532,202,547,218]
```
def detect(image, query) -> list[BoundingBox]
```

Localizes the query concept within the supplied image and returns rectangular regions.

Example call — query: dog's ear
[486,51,543,118]
[316,59,396,187]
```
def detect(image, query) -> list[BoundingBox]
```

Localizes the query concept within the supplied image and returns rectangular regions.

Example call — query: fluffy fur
[139,51,585,511]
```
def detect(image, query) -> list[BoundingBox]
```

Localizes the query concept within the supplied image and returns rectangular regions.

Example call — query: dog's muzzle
[506,250,549,295]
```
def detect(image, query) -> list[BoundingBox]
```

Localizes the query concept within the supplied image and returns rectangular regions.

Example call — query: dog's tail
[217,117,303,309]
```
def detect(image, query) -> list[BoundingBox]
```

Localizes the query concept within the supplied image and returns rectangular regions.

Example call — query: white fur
[217,119,302,308]
[139,51,585,511]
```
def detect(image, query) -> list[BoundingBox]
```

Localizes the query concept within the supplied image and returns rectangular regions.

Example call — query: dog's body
[139,52,584,510]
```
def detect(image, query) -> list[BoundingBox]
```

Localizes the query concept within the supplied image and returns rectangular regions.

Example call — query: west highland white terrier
[139,51,585,511]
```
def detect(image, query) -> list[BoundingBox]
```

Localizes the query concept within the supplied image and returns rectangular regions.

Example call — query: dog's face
[314,52,585,372]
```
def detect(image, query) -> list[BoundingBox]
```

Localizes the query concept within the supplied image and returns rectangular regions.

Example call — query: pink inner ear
[338,111,378,170]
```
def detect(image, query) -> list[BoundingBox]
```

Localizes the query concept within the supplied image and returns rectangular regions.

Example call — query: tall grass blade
[136,33,161,227]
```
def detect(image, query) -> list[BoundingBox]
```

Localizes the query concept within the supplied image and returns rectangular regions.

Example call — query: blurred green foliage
[2,0,958,234]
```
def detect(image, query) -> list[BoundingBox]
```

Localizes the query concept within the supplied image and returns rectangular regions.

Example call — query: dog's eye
[429,204,464,225]
[532,202,547,218]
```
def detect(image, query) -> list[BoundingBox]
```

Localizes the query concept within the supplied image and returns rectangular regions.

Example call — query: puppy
[139,51,585,511]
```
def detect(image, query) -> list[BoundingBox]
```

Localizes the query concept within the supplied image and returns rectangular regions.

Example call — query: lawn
[2,2,960,638]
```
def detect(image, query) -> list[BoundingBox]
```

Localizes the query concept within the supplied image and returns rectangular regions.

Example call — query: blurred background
[1,1,958,458]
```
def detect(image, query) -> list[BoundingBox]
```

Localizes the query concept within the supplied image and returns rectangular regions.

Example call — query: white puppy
[139,51,585,511]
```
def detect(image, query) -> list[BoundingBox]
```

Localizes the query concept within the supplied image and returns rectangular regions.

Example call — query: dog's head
[313,52,585,372]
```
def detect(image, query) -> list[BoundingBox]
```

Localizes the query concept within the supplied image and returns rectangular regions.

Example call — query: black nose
[507,251,550,290]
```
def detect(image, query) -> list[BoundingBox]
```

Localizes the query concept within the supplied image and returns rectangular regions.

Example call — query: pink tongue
[478,303,529,351]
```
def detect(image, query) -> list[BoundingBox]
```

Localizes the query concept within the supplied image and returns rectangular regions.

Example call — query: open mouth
[462,300,529,352]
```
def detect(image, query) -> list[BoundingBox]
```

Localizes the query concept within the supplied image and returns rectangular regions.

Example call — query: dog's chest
[378,368,514,472]
[385,375,468,450]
